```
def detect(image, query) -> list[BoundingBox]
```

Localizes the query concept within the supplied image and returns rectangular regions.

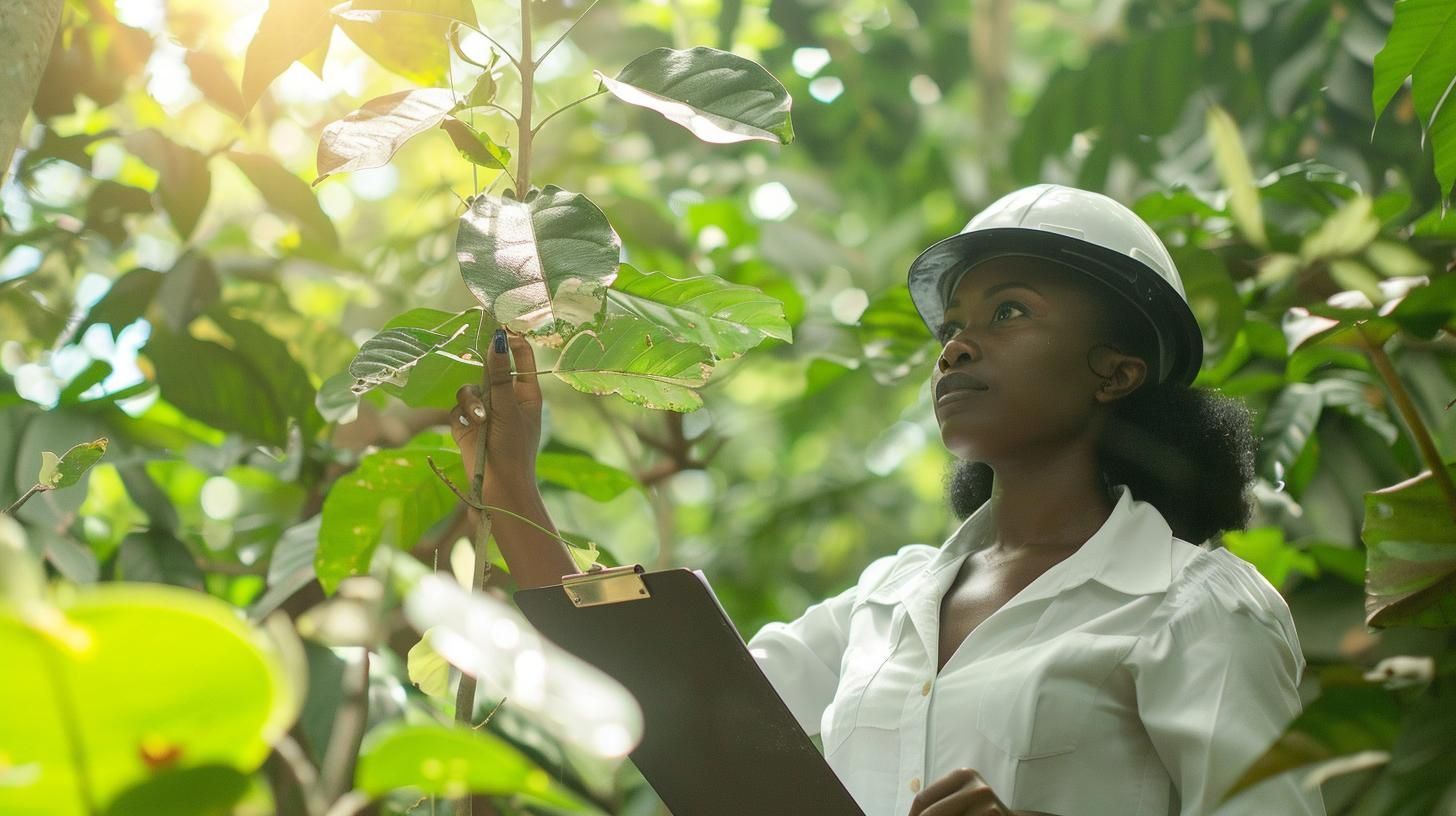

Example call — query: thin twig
[483,102,519,123]
[535,0,603,69]
[1360,326,1456,521]
[532,89,607,137]
[319,648,370,804]
[4,484,42,515]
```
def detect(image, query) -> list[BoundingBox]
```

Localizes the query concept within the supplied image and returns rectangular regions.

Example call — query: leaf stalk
[1359,326,1456,521]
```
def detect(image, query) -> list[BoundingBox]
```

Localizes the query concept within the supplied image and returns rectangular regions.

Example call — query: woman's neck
[985,445,1114,554]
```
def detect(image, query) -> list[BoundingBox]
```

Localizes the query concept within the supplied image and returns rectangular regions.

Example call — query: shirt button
[910,777,922,793]
[921,680,932,696]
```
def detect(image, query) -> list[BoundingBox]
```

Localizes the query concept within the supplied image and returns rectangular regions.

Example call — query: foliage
[2,0,1456,813]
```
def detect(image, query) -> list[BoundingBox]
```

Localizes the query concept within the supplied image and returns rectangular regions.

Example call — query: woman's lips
[935,372,989,405]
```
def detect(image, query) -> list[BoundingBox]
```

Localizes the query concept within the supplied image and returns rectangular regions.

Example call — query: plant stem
[517,0,534,193]
[1360,327,1456,521]
[532,89,607,137]
[4,484,42,515]
[535,0,602,69]
[320,648,370,806]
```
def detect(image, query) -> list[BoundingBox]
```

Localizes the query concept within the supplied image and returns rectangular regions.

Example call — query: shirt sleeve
[1129,549,1326,816]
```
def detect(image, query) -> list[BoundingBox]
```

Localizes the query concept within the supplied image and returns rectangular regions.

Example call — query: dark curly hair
[943,274,1257,544]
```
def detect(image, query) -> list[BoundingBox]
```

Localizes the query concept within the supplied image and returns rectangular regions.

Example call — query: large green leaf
[456,186,619,339]
[212,313,323,440]
[122,130,211,241]
[553,315,714,412]
[1225,670,1401,799]
[153,251,221,333]
[1300,196,1381,262]
[605,264,790,358]
[1206,105,1267,249]
[145,331,290,446]
[855,286,933,385]
[101,765,250,816]
[241,0,335,113]
[225,151,338,251]
[355,722,586,808]
[316,441,465,593]
[314,89,458,184]
[1362,464,1456,628]
[0,584,296,815]
[536,451,639,501]
[1372,0,1456,196]
[597,47,793,144]
[333,0,477,87]
[1258,383,1326,484]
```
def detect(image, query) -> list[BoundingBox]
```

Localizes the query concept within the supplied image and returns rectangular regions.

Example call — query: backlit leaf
[333,0,478,86]
[1371,0,1456,196]
[553,315,713,412]
[536,451,639,501]
[1206,105,1267,248]
[51,438,107,489]
[456,186,619,340]
[241,0,335,113]
[315,89,458,184]
[226,151,338,251]
[597,47,793,144]
[606,264,789,358]
[1362,464,1456,628]
[184,50,247,120]
[406,630,451,700]
[123,130,211,241]
[439,117,510,169]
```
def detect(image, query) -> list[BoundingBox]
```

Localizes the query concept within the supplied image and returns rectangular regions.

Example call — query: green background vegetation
[2,0,1456,813]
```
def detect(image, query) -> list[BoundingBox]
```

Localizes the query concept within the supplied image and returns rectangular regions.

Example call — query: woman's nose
[937,333,980,372]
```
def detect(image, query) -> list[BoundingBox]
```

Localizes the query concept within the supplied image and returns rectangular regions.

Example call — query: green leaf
[1301,196,1381,262]
[1226,670,1400,798]
[102,765,250,816]
[145,332,290,446]
[316,443,465,593]
[1221,527,1318,591]
[347,326,465,396]
[536,451,639,501]
[226,151,339,251]
[249,517,320,621]
[184,50,247,120]
[241,0,335,113]
[38,438,108,490]
[333,0,478,87]
[553,315,714,412]
[355,722,585,807]
[0,584,295,814]
[456,186,619,339]
[1205,105,1267,248]
[123,130,211,241]
[1362,464,1456,628]
[211,314,323,440]
[84,181,153,246]
[377,308,494,408]
[1175,247,1245,358]
[71,268,161,341]
[314,89,458,184]
[464,67,498,108]
[438,117,510,169]
[37,452,61,489]
[406,630,451,700]
[153,251,221,333]
[316,372,360,424]
[1371,0,1456,197]
[1259,383,1325,484]
[57,361,112,406]
[115,531,204,591]
[598,47,794,144]
[855,286,933,385]
[605,264,790,358]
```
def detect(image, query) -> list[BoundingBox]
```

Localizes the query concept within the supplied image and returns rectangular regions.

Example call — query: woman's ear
[1088,345,1148,403]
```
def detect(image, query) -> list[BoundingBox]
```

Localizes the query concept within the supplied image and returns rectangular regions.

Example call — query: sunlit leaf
[101,765,250,816]
[456,186,619,339]
[1222,527,1318,590]
[1301,196,1381,262]
[346,325,466,396]
[597,47,793,144]
[1363,464,1456,628]
[184,50,247,120]
[123,130,211,241]
[536,451,638,501]
[315,372,360,424]
[439,117,509,169]
[1205,105,1267,248]
[605,264,789,359]
[355,722,587,807]
[406,629,451,700]
[316,442,465,593]
[211,314,323,440]
[553,315,714,412]
[37,438,108,490]
[72,268,160,341]
[145,331,291,446]
[333,0,478,86]
[241,0,335,113]
[314,88,458,184]
[377,307,493,408]
[0,585,295,814]
[226,151,339,251]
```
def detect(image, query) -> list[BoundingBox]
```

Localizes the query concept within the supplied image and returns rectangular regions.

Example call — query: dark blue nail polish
[493,329,507,354]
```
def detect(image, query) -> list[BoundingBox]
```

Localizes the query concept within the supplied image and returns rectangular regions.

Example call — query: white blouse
[748,486,1326,816]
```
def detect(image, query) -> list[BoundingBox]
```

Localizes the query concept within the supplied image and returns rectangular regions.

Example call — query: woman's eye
[992,302,1027,322]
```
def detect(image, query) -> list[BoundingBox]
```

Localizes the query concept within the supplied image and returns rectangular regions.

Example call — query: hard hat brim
[907,227,1204,386]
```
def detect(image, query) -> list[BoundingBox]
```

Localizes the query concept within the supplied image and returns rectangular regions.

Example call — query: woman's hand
[906,768,1040,816]
[449,328,542,490]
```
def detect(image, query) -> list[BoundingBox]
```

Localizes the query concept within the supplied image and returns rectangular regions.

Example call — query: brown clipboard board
[515,565,865,816]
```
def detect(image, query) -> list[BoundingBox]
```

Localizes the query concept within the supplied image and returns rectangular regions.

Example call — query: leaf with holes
[597,47,793,144]
[456,186,619,341]
[38,438,108,490]
[1363,464,1456,628]
[553,315,713,412]
[606,264,789,358]
[315,89,458,184]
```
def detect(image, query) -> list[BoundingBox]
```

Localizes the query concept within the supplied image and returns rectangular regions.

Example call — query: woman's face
[930,257,1119,463]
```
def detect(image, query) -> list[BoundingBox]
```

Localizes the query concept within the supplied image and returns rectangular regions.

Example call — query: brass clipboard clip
[561,564,651,607]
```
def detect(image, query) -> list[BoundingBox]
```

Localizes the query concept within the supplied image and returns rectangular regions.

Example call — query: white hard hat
[907,184,1204,386]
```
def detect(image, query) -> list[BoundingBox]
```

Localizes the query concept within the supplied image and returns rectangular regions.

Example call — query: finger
[454,384,485,423]
[448,401,477,447]
[507,332,542,405]
[487,328,518,404]
[910,768,977,814]
[918,788,1006,816]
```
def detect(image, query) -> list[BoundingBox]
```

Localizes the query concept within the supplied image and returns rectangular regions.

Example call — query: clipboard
[515,565,865,816]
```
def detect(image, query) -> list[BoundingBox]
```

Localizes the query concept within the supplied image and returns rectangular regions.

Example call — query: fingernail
[458,415,470,426]
[473,406,485,419]
[493,329,507,354]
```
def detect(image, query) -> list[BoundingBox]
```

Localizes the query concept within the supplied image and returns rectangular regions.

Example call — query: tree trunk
[0,0,64,188]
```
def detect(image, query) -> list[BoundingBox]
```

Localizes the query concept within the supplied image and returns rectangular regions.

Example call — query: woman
[451,185,1324,816]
